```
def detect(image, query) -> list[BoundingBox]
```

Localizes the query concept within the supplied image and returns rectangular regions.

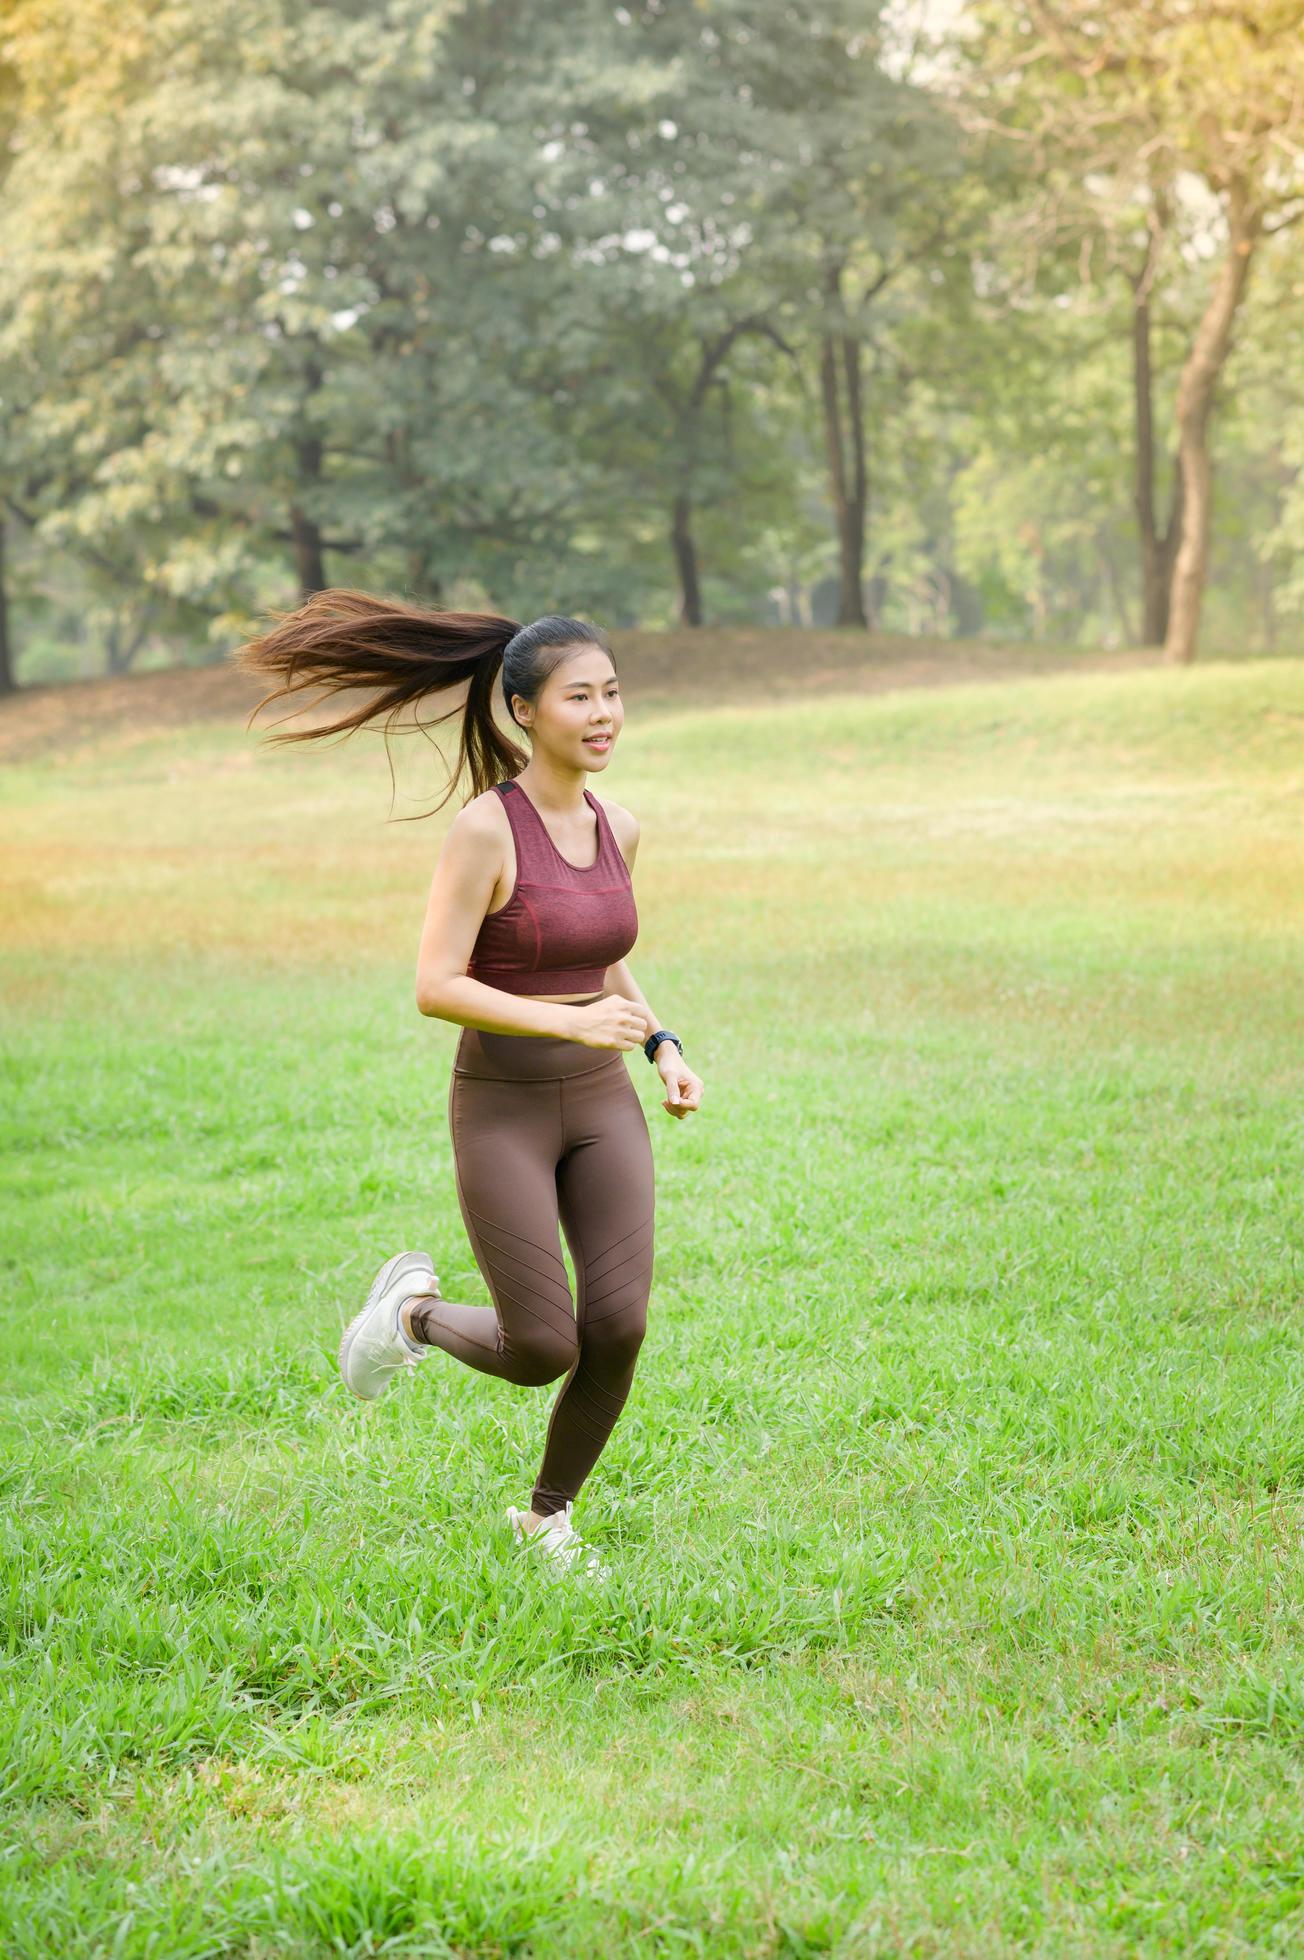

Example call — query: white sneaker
[505,1501,610,1580]
[338,1250,438,1400]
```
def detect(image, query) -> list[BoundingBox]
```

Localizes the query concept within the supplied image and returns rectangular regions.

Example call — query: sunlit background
[1,0,1301,693]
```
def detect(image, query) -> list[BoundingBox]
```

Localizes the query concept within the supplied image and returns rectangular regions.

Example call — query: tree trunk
[405,547,443,605]
[291,425,327,598]
[104,607,152,675]
[0,517,14,695]
[663,314,773,626]
[1132,224,1183,645]
[1164,188,1261,665]
[387,422,443,603]
[671,492,703,626]
[840,308,869,620]
[818,263,867,627]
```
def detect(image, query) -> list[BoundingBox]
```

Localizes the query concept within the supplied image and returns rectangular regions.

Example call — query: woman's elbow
[416,972,458,1019]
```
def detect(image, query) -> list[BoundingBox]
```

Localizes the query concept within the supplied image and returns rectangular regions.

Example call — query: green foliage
[0,2,1302,679]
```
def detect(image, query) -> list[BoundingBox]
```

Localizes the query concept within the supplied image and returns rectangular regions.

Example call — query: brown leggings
[406,1015,656,1517]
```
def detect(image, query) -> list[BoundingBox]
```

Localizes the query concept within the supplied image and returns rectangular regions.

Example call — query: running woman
[236,595,704,1578]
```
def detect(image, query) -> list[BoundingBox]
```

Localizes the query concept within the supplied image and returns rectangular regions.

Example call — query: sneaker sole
[338,1249,435,1398]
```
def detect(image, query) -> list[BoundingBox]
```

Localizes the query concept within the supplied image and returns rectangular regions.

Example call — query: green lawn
[2,655,1303,1956]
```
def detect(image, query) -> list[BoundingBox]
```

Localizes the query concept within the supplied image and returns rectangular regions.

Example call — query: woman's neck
[518,757,587,813]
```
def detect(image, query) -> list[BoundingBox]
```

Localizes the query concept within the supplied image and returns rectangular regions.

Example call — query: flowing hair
[232,589,614,818]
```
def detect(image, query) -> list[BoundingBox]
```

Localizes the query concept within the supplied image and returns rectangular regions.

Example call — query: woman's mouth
[584,735,612,751]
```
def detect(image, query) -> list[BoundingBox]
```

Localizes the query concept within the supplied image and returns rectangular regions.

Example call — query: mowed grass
[2,654,1303,1957]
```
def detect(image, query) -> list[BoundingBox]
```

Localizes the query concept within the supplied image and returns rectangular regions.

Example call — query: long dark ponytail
[232,588,614,817]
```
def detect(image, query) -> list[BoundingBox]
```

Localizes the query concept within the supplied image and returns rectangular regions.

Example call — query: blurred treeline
[1,0,1302,691]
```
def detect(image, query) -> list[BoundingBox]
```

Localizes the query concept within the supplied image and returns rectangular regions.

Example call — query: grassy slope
[1,656,1303,1956]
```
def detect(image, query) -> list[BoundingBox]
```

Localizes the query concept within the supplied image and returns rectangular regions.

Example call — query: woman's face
[514,647,623,769]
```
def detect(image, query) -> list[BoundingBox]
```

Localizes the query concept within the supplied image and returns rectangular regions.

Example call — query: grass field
[2,650,1303,1956]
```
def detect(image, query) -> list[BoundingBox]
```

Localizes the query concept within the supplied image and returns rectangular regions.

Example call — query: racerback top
[465,777,639,995]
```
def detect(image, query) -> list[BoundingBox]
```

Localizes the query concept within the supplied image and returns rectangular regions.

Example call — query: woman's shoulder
[590,792,639,863]
[449,785,512,851]
[459,783,511,822]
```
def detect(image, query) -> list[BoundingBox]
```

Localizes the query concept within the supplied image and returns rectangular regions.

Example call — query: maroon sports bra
[465,778,639,995]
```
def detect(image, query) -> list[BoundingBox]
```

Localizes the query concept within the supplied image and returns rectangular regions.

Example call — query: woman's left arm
[602,958,704,1119]
[596,798,704,1119]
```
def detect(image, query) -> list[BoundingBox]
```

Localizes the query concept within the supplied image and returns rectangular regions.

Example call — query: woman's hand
[655,1045,704,1119]
[567,994,649,1051]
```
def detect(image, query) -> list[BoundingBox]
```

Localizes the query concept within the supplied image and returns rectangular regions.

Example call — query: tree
[0,42,24,692]
[967,0,1304,661]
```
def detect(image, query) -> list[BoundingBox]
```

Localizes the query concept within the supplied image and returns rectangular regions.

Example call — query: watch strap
[644,1029,682,1064]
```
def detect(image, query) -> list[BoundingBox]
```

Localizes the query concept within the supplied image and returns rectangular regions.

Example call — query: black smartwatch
[644,1029,683,1065]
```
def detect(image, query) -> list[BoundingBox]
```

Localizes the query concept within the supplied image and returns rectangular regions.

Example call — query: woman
[236,594,704,1579]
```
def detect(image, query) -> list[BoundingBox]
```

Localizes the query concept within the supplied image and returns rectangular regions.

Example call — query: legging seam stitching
[570,1371,626,1418]
[490,1279,578,1338]
[463,1204,570,1275]
[562,1370,619,1432]
[466,1237,574,1306]
[586,1219,656,1283]
[585,1251,655,1306]
[586,1209,656,1264]
[584,1293,648,1326]
[413,1307,501,1362]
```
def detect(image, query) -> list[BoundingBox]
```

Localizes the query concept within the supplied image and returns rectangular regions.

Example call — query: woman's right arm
[414,802,645,1049]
